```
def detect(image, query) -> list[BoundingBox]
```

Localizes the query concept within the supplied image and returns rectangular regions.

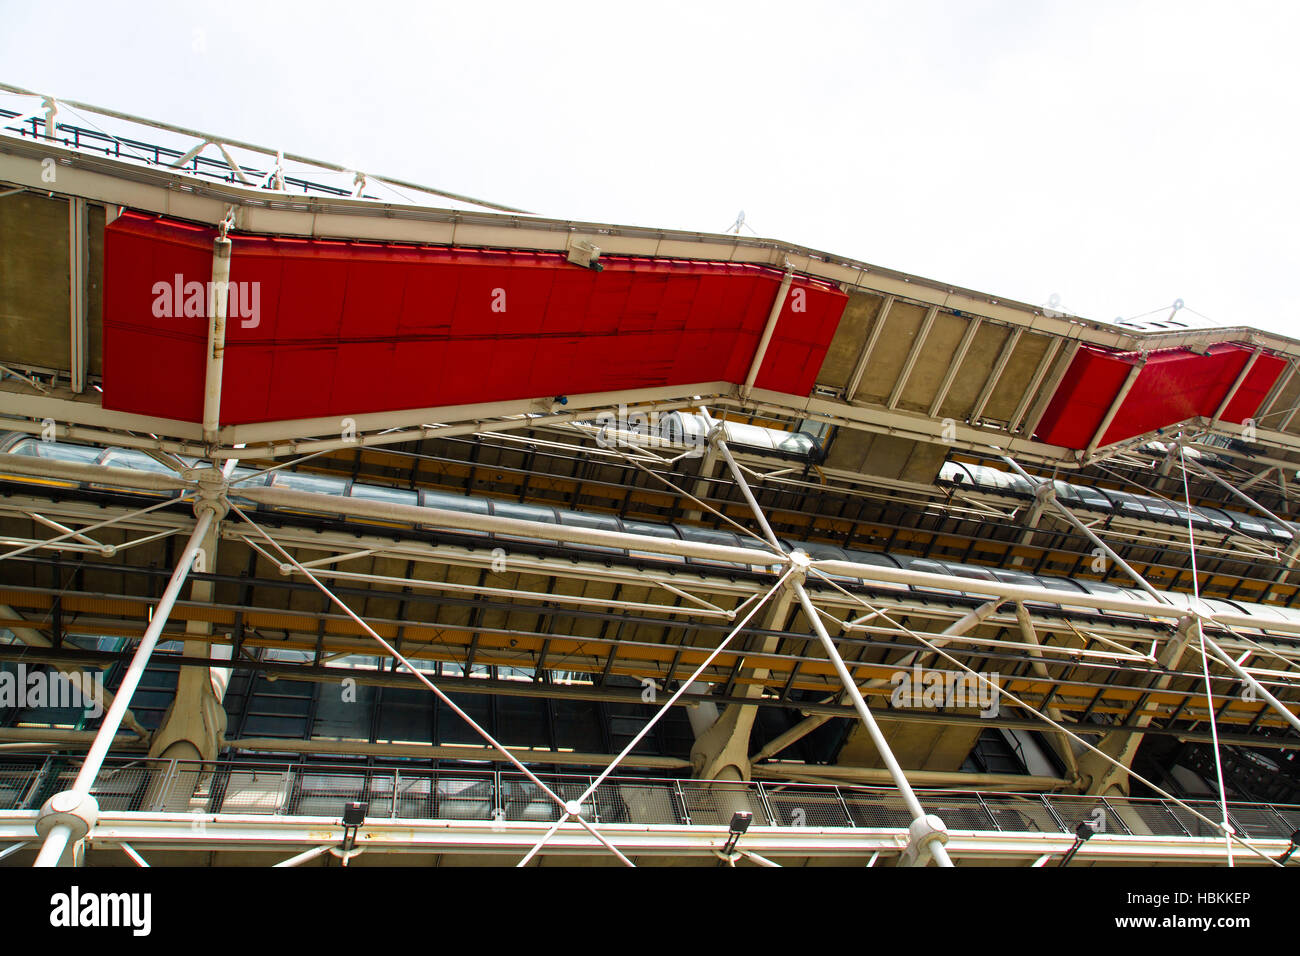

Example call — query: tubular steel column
[33,507,218,867]
[791,566,953,867]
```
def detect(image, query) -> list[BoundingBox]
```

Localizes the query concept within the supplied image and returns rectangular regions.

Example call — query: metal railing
[2,756,1297,840]
[0,110,368,198]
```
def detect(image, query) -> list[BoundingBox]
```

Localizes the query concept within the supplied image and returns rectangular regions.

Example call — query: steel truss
[2,414,1298,866]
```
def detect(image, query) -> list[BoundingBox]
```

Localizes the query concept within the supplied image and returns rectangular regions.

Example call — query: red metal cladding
[102,213,848,425]
[1034,343,1286,450]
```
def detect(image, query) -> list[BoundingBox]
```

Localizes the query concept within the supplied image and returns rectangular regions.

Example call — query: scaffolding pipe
[1181,453,1293,533]
[33,508,216,867]
[791,578,954,867]
[701,407,783,551]
[0,452,194,491]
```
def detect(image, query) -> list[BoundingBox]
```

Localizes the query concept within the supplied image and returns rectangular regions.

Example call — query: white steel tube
[203,235,232,446]
[792,580,954,867]
[742,267,794,398]
[32,509,215,867]
[0,452,194,491]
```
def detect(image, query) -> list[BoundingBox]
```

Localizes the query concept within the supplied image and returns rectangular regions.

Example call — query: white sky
[4,1,1298,337]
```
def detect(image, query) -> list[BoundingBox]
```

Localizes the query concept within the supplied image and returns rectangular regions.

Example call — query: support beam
[741,264,794,401]
[750,599,1000,763]
[1013,603,1079,779]
[1083,356,1146,460]
[67,197,88,394]
[791,574,953,867]
[202,230,233,446]
[843,295,894,401]
[927,317,981,418]
[33,506,217,867]
[0,604,148,740]
[969,328,1022,424]
[887,306,938,410]
[1181,452,1292,535]
[1209,347,1262,429]
[1008,338,1063,434]
[1021,340,1081,439]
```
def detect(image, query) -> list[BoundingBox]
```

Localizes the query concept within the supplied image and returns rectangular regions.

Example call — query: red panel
[1033,348,1132,449]
[102,213,848,425]
[1034,342,1287,450]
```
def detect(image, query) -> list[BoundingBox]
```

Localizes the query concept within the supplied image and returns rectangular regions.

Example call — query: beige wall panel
[898,312,966,413]
[937,323,1011,421]
[853,301,928,404]
[982,333,1051,423]
[0,193,71,370]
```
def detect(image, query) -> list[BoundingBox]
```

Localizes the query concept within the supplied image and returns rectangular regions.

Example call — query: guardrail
[2,757,1296,840]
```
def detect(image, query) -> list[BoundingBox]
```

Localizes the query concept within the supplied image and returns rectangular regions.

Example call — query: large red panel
[1033,348,1132,449]
[102,213,850,426]
[1034,342,1286,450]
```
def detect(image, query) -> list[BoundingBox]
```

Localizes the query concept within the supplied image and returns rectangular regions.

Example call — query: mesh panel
[982,795,1066,832]
[1225,805,1292,839]
[501,776,595,823]
[1102,798,1189,837]
[1044,796,1127,834]
[842,792,913,829]
[1273,807,1300,831]
[433,774,495,821]
[762,786,853,827]
[921,794,997,831]
[0,764,40,809]
[592,781,685,825]
[284,772,370,817]
[38,766,157,812]
[218,770,289,814]
[1168,801,1233,838]
[678,781,770,826]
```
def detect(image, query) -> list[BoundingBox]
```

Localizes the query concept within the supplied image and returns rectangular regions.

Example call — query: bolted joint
[899,813,949,867]
[188,466,230,521]
[35,790,99,843]
[783,548,812,588]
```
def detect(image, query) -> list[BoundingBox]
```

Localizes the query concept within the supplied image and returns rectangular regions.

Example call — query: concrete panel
[0,192,70,371]
[839,715,984,772]
[937,323,1012,421]
[897,441,949,485]
[898,312,966,413]
[853,301,929,404]
[983,332,1051,423]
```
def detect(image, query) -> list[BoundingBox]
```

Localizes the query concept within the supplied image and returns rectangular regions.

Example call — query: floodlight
[722,811,753,855]
[340,801,369,853]
[343,801,368,827]
[1058,819,1097,867]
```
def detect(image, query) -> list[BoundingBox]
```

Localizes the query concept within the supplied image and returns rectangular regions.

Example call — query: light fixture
[341,801,368,854]
[1058,820,1095,867]
[722,810,752,855]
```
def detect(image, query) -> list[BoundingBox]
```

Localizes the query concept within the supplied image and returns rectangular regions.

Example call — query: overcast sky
[4,1,1297,338]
